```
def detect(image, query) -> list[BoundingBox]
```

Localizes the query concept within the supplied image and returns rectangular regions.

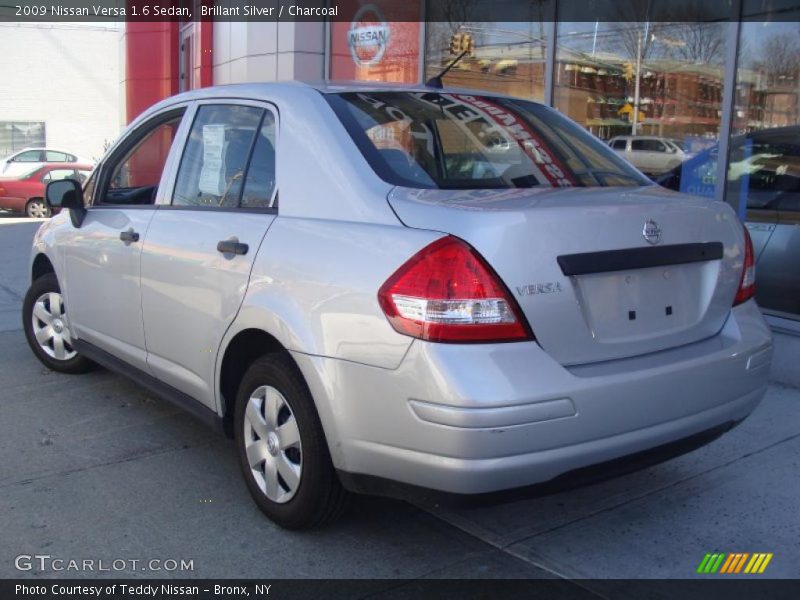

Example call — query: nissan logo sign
[348,4,390,67]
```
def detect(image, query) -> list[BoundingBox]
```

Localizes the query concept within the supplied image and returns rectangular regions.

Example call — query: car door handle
[119,229,140,243]
[217,240,249,255]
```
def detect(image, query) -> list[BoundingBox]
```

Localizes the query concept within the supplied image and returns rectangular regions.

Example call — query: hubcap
[243,385,302,504]
[31,292,76,361]
[28,201,48,218]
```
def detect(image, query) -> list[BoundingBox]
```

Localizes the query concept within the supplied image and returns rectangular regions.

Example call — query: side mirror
[46,178,86,227]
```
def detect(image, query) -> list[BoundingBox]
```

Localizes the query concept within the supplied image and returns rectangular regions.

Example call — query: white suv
[608,135,686,176]
[23,83,772,529]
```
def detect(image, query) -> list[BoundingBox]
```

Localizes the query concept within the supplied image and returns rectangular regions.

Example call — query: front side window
[15,150,42,162]
[327,92,649,190]
[98,112,184,206]
[173,104,274,209]
[632,139,664,152]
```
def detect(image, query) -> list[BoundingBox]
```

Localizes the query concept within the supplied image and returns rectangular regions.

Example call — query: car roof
[39,162,93,169]
[10,147,75,154]
[13,163,93,178]
[135,80,547,124]
[611,135,670,141]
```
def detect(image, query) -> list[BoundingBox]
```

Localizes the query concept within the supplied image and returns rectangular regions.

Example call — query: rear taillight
[734,225,756,306]
[378,236,533,343]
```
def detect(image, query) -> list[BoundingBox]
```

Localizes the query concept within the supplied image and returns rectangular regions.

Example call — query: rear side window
[326,92,649,189]
[173,104,276,209]
[611,139,627,150]
[45,151,69,162]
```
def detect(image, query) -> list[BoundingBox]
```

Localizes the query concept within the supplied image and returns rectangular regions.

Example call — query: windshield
[326,91,650,190]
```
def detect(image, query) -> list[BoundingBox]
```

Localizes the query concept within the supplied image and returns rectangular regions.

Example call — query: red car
[0,163,93,218]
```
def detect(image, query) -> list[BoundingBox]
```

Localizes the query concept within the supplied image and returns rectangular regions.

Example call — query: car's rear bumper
[336,419,742,507]
[292,300,772,497]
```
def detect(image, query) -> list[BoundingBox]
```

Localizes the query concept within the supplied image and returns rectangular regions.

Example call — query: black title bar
[1,0,799,23]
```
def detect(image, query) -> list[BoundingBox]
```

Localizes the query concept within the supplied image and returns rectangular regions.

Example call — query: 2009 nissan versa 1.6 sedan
[23,82,773,529]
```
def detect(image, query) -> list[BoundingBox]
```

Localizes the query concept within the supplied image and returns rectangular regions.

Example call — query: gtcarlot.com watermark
[15,554,194,573]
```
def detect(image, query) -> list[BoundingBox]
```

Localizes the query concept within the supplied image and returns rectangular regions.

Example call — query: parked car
[1,147,91,177]
[0,163,93,218]
[608,135,686,176]
[24,83,772,529]
[658,125,800,318]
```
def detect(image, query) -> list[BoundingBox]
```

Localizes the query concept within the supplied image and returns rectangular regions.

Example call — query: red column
[196,3,214,88]
[122,21,180,124]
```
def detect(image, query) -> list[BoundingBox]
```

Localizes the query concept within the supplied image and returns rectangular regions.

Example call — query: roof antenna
[425,49,469,89]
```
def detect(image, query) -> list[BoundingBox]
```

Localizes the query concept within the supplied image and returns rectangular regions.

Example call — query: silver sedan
[24,83,772,528]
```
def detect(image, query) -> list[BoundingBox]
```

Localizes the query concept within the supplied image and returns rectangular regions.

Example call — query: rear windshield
[326,91,650,190]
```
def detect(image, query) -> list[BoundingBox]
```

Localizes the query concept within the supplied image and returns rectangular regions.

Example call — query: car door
[629,138,653,172]
[63,107,188,371]
[140,101,278,409]
[4,149,43,176]
[609,138,628,160]
[649,139,671,173]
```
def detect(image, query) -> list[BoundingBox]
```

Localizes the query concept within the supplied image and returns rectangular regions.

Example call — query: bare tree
[665,23,725,64]
[425,0,477,68]
[759,32,800,86]
[613,22,663,63]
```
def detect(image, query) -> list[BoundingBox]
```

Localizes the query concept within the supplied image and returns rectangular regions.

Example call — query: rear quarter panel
[221,216,442,371]
[217,217,443,450]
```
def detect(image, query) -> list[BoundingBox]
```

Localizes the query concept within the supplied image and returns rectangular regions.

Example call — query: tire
[25,198,51,219]
[234,353,348,529]
[22,273,94,374]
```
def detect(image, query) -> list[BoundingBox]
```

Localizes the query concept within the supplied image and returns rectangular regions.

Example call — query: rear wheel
[234,353,348,529]
[25,198,50,218]
[22,273,94,374]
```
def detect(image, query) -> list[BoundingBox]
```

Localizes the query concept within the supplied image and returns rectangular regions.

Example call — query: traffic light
[622,62,635,81]
[449,32,474,56]
[449,32,463,55]
[463,33,474,56]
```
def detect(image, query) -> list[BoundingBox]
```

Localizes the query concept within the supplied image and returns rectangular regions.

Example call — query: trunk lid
[388,185,744,366]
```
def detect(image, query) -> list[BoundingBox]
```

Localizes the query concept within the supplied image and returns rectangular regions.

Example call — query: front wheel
[234,354,348,529]
[22,273,94,374]
[25,198,51,218]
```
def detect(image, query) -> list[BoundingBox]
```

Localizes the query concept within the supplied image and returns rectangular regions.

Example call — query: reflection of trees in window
[759,33,800,87]
[662,23,725,64]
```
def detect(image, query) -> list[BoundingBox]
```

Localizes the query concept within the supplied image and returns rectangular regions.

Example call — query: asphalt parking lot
[0,213,798,587]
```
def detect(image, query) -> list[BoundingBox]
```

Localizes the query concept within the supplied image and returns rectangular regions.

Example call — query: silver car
[23,83,772,529]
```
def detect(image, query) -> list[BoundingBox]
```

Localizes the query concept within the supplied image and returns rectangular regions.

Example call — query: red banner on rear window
[451,94,576,187]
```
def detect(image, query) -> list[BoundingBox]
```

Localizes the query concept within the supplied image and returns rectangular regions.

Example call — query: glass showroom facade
[124,0,800,320]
